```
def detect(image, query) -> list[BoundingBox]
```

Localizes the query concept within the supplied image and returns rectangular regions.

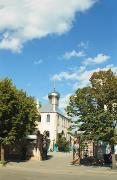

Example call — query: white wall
[37,112,70,149]
[37,112,57,141]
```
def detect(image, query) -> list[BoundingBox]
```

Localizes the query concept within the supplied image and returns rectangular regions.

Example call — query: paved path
[0,152,117,180]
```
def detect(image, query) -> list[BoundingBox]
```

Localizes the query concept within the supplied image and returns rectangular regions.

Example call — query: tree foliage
[66,69,117,145]
[56,133,70,152]
[0,78,40,148]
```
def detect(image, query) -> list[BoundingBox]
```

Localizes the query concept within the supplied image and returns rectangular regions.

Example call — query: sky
[0,0,116,110]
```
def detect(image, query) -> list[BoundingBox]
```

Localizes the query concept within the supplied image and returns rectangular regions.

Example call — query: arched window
[47,114,50,123]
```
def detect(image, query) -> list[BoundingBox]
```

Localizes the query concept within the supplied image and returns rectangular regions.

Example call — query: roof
[48,90,60,98]
[40,104,70,120]
[40,103,62,113]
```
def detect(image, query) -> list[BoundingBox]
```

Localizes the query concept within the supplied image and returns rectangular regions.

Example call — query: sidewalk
[2,152,117,176]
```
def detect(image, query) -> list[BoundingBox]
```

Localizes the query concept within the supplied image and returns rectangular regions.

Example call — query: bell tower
[48,89,60,111]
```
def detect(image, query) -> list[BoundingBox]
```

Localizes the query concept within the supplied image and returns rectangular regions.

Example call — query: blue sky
[0,0,116,110]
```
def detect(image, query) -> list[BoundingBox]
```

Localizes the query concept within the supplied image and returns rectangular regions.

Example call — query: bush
[56,133,70,152]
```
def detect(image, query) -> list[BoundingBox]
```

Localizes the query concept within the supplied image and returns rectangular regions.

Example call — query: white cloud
[59,93,71,110]
[0,0,96,52]
[0,34,22,53]
[73,80,89,90]
[63,50,85,59]
[79,66,86,73]
[51,71,78,81]
[51,64,117,90]
[78,41,89,49]
[84,53,110,66]
[51,65,91,81]
[103,64,117,74]
[34,59,43,65]
[51,68,91,81]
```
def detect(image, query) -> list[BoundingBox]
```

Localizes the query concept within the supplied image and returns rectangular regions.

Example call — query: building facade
[37,89,70,150]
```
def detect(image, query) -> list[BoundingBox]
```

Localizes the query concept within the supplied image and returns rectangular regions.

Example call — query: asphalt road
[0,152,117,180]
[0,167,117,180]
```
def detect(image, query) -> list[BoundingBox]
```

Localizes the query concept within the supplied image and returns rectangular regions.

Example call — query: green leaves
[56,133,70,152]
[0,78,40,146]
[66,69,117,144]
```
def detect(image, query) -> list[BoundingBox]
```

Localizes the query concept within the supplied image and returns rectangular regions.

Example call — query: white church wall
[38,112,58,142]
[36,89,71,151]
[37,112,70,144]
[56,114,70,141]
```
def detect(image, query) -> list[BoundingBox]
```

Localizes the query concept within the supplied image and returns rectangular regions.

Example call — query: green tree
[0,78,40,161]
[56,133,70,152]
[66,69,117,168]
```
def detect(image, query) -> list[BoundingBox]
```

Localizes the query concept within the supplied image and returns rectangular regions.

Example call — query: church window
[47,114,50,123]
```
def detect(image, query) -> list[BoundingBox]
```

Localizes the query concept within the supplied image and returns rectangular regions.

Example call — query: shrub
[56,133,70,152]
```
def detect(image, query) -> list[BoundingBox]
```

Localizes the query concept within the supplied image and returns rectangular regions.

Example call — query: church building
[37,89,71,150]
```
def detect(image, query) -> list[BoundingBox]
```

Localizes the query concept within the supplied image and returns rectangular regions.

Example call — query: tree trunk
[112,153,116,169]
[0,144,5,161]
[111,144,116,169]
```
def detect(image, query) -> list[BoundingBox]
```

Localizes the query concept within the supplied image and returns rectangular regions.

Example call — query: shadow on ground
[6,154,53,164]
[80,156,111,168]
[42,155,53,161]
